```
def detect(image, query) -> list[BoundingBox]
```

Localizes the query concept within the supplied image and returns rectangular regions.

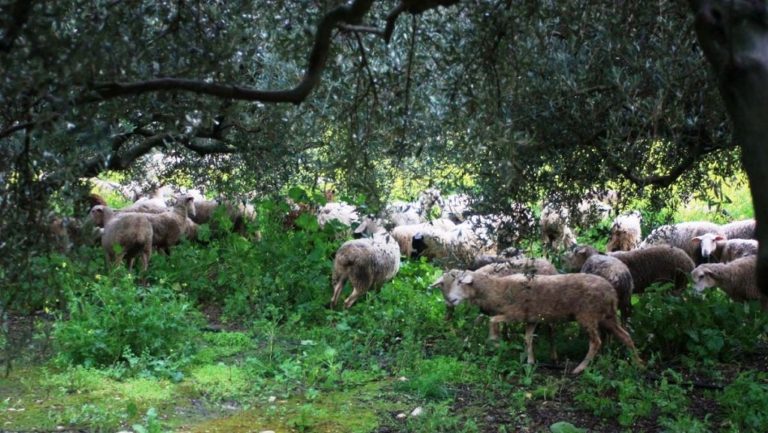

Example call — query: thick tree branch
[81,0,376,105]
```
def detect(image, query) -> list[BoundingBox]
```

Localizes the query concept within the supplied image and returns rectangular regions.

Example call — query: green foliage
[550,421,587,433]
[630,286,768,360]
[396,356,476,400]
[53,273,202,369]
[404,402,479,433]
[719,371,768,431]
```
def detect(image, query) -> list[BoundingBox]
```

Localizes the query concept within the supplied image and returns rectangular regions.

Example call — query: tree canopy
[0,0,754,284]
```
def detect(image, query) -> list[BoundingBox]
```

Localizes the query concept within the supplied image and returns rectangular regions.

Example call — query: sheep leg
[488,315,509,340]
[600,317,643,367]
[545,323,558,362]
[572,320,601,375]
[330,276,346,309]
[343,287,363,309]
[524,323,538,365]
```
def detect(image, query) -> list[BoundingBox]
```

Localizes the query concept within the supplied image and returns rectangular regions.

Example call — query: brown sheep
[331,231,401,309]
[609,245,695,294]
[565,245,634,321]
[90,206,153,271]
[692,256,767,310]
[431,270,642,374]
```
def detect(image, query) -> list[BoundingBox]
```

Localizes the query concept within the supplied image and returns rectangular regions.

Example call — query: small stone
[396,412,407,420]
[260,430,276,433]
[410,407,424,417]
[397,376,408,382]
[267,396,277,403]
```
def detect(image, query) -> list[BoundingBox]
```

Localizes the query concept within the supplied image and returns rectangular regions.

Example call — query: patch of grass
[190,363,250,402]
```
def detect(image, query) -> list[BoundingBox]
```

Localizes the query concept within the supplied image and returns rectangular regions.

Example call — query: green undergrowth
[3,196,768,432]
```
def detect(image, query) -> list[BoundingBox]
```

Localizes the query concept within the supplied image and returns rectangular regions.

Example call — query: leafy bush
[630,285,768,360]
[54,273,202,368]
[719,371,768,431]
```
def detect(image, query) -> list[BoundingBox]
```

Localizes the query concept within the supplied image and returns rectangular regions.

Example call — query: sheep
[93,194,196,254]
[640,221,720,262]
[691,233,758,263]
[391,219,456,257]
[330,230,401,309]
[191,198,255,235]
[540,203,577,253]
[720,218,756,240]
[475,257,558,277]
[412,222,495,269]
[384,188,443,227]
[606,212,642,252]
[431,270,642,374]
[609,245,695,294]
[691,256,767,309]
[439,193,473,223]
[119,197,168,214]
[316,201,360,227]
[565,245,634,320]
[89,205,153,271]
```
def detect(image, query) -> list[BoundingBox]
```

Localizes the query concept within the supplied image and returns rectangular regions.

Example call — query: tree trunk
[690,0,768,297]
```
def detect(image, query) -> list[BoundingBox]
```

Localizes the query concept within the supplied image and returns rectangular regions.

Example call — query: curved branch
[81,0,375,105]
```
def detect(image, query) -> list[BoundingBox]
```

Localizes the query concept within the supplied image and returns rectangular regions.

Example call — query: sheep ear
[459,273,474,285]
[691,236,702,246]
[715,235,726,241]
[429,275,444,288]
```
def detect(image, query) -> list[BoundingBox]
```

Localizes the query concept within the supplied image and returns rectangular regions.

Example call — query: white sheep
[606,212,642,252]
[640,221,721,263]
[330,230,401,309]
[691,256,767,309]
[540,203,577,252]
[720,219,756,240]
[316,201,360,227]
[391,219,456,258]
[692,233,758,263]
[431,270,642,374]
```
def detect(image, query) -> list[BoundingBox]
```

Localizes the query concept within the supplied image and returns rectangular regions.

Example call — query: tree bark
[690,0,768,296]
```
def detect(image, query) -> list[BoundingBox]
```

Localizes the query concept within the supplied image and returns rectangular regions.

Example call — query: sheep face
[692,233,726,260]
[89,205,108,228]
[691,266,717,292]
[431,270,474,306]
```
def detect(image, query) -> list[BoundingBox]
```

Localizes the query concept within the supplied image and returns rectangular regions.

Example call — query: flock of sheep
[59,182,764,374]
[327,189,765,374]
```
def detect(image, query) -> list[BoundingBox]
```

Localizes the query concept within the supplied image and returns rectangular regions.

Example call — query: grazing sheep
[90,206,153,271]
[330,230,401,309]
[95,195,196,254]
[412,222,496,269]
[640,221,720,262]
[565,245,634,320]
[609,245,695,294]
[606,212,642,252]
[475,257,558,277]
[720,219,756,240]
[191,198,255,235]
[431,270,641,374]
[691,256,767,309]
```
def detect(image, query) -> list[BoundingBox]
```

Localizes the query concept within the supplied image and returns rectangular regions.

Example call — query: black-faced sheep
[431,270,641,374]
[565,245,634,320]
[691,256,767,309]
[330,230,401,309]
[89,206,153,271]
[192,198,255,235]
[606,212,642,252]
[609,245,695,294]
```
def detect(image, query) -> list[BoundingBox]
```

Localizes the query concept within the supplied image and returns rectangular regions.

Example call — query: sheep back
[581,255,634,319]
[720,219,756,240]
[610,245,694,293]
